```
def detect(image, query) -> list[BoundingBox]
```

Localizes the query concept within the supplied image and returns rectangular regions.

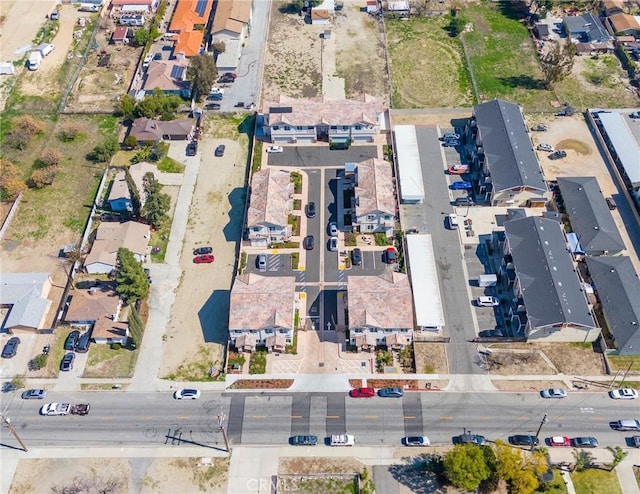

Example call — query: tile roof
[263,94,385,125]
[174,30,204,57]
[348,272,414,329]
[142,58,190,93]
[311,9,330,20]
[557,176,625,254]
[169,0,214,32]
[111,0,155,5]
[229,274,295,330]
[85,221,150,269]
[112,26,130,41]
[65,282,121,322]
[130,117,194,141]
[355,158,395,216]
[247,169,293,228]
[212,0,251,36]
[504,216,596,329]
[608,13,640,32]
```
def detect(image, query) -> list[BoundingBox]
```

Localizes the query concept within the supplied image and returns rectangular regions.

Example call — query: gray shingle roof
[474,99,547,194]
[557,176,625,255]
[505,216,595,329]
[586,256,640,355]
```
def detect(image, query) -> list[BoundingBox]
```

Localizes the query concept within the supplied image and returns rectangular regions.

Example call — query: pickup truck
[71,404,91,416]
[41,403,71,416]
[330,434,355,446]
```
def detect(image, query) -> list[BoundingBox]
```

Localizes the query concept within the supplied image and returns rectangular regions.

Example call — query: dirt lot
[413,343,449,374]
[262,0,388,101]
[492,379,569,391]
[8,457,229,494]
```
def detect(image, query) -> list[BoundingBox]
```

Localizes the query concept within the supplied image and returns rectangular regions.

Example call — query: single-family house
[498,216,599,342]
[107,171,133,212]
[168,0,213,56]
[210,0,252,74]
[110,26,132,44]
[246,169,293,246]
[261,94,385,144]
[468,99,550,207]
[0,273,53,332]
[347,158,396,236]
[586,255,640,355]
[228,274,295,353]
[386,0,409,15]
[564,12,611,43]
[84,221,150,274]
[129,117,194,143]
[556,176,625,256]
[601,0,624,17]
[347,272,414,351]
[140,56,191,97]
[366,0,378,14]
[129,161,158,205]
[110,0,156,13]
[606,13,640,35]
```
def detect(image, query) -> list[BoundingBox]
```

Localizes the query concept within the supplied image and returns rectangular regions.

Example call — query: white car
[266,146,283,153]
[402,436,431,446]
[609,388,639,400]
[174,389,201,400]
[210,87,224,95]
[537,143,554,152]
[41,403,70,416]
[329,222,338,236]
[540,388,567,399]
[476,296,499,307]
[329,237,338,252]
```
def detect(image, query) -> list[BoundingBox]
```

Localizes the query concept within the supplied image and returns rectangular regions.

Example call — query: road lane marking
[365,415,378,419]
[440,416,453,420]
[326,415,340,419]
[404,416,416,419]
[291,415,303,419]
[252,415,266,419]
[177,416,190,419]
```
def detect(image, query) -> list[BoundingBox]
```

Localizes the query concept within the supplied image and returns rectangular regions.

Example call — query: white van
[448,213,459,229]
[330,434,355,446]
[27,51,43,70]
[38,43,55,57]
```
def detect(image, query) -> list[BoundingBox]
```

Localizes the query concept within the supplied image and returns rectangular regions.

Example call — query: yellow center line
[404,416,416,419]
[291,415,303,419]
[176,416,190,419]
[326,415,340,419]
[365,415,378,419]
[252,415,266,419]
[440,416,453,420]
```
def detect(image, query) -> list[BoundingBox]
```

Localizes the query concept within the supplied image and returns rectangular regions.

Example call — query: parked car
[571,437,598,448]
[257,254,267,272]
[306,202,316,218]
[329,434,355,446]
[476,296,499,307]
[64,331,80,351]
[540,388,567,399]
[329,222,338,236]
[448,165,469,175]
[210,87,224,95]
[531,124,548,131]
[207,93,223,101]
[22,389,47,400]
[455,196,474,207]
[378,387,404,398]
[266,146,283,153]
[402,436,430,446]
[70,403,91,415]
[454,434,486,445]
[290,435,318,446]
[478,329,503,338]
[383,247,397,264]
[548,150,567,160]
[605,197,617,210]
[612,419,640,431]
[204,103,221,110]
[351,248,362,266]
[303,235,314,250]
[443,139,459,147]
[537,143,554,152]
[218,76,235,83]
[186,141,197,156]
[41,403,70,416]
[509,435,539,446]
[447,213,459,229]
[215,145,225,157]
[75,332,91,353]
[632,436,640,448]
[173,389,201,400]
[329,236,338,252]
[60,352,75,372]
[609,388,638,400]
[2,336,21,358]
[349,387,375,398]
[193,246,213,255]
[442,132,460,141]
[630,111,640,119]
[451,181,473,190]
[194,254,215,263]
[547,436,571,447]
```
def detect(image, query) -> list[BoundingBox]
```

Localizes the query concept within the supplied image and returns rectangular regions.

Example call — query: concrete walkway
[617,453,640,494]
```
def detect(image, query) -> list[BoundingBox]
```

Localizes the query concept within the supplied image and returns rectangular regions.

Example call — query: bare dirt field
[492,379,570,391]
[9,457,229,494]
[414,343,449,374]
[280,457,364,475]
[263,0,388,101]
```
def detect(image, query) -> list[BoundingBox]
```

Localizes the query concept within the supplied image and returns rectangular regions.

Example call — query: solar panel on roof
[170,65,184,79]
[269,106,293,114]
[195,0,208,17]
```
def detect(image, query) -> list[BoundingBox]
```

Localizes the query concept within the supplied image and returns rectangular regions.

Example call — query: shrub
[58,122,85,141]
[123,135,138,150]
[111,343,122,350]
[30,353,48,370]
[29,166,60,188]
[0,158,27,200]
[39,149,64,168]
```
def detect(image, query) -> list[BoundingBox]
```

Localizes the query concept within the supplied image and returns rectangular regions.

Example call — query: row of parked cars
[540,387,639,400]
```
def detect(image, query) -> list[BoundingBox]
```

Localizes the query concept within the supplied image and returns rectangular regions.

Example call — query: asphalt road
[268,146,378,168]
[4,391,639,449]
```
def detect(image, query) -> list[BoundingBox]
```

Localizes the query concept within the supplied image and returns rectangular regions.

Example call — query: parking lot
[267,145,378,168]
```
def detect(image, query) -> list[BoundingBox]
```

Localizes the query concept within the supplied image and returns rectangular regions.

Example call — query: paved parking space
[345,249,390,276]
[246,253,296,276]
[267,146,378,168]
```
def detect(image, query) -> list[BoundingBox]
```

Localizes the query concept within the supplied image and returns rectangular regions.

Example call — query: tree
[212,41,226,56]
[39,149,64,167]
[444,444,492,491]
[89,137,119,162]
[133,28,152,47]
[540,41,576,87]
[124,168,142,216]
[494,440,546,494]
[58,122,85,142]
[573,449,593,472]
[607,446,628,469]
[115,248,149,304]
[10,375,26,390]
[143,189,170,228]
[29,166,60,188]
[123,135,138,150]
[142,171,161,196]
[0,158,27,200]
[117,94,137,122]
[188,54,218,102]
[446,9,468,37]
[7,115,46,149]
[134,90,182,119]
[128,305,144,348]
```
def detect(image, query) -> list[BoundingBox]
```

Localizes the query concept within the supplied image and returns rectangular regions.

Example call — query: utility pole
[531,412,548,451]
[217,413,230,453]
[2,413,28,452]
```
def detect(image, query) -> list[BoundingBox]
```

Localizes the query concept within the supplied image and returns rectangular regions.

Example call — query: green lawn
[571,469,622,494]
[462,2,553,111]
[608,355,640,372]
[83,343,138,378]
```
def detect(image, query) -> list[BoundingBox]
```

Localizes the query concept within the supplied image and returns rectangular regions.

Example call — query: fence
[0,192,23,241]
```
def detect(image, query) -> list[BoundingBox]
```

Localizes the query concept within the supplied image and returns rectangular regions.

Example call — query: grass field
[387,16,474,108]
[83,343,138,378]
[571,469,622,494]
[608,355,640,373]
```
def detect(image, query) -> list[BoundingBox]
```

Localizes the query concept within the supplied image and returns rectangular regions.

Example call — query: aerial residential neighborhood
[1,0,640,493]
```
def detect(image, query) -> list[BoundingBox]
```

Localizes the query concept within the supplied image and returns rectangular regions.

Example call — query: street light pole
[2,414,28,452]
[217,413,230,453]
[531,412,548,451]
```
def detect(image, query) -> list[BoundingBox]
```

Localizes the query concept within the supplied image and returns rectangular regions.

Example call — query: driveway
[268,145,378,167]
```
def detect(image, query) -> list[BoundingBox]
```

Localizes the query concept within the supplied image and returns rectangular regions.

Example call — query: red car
[448,165,469,175]
[193,254,214,263]
[383,247,397,264]
[349,387,375,398]
[547,436,570,447]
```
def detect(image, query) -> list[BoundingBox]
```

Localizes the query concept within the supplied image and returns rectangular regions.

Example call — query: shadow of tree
[387,455,447,494]
[495,0,530,22]
[497,75,548,90]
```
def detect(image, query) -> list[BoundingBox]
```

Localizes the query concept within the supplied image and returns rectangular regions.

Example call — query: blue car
[451,181,473,190]
[378,387,404,398]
